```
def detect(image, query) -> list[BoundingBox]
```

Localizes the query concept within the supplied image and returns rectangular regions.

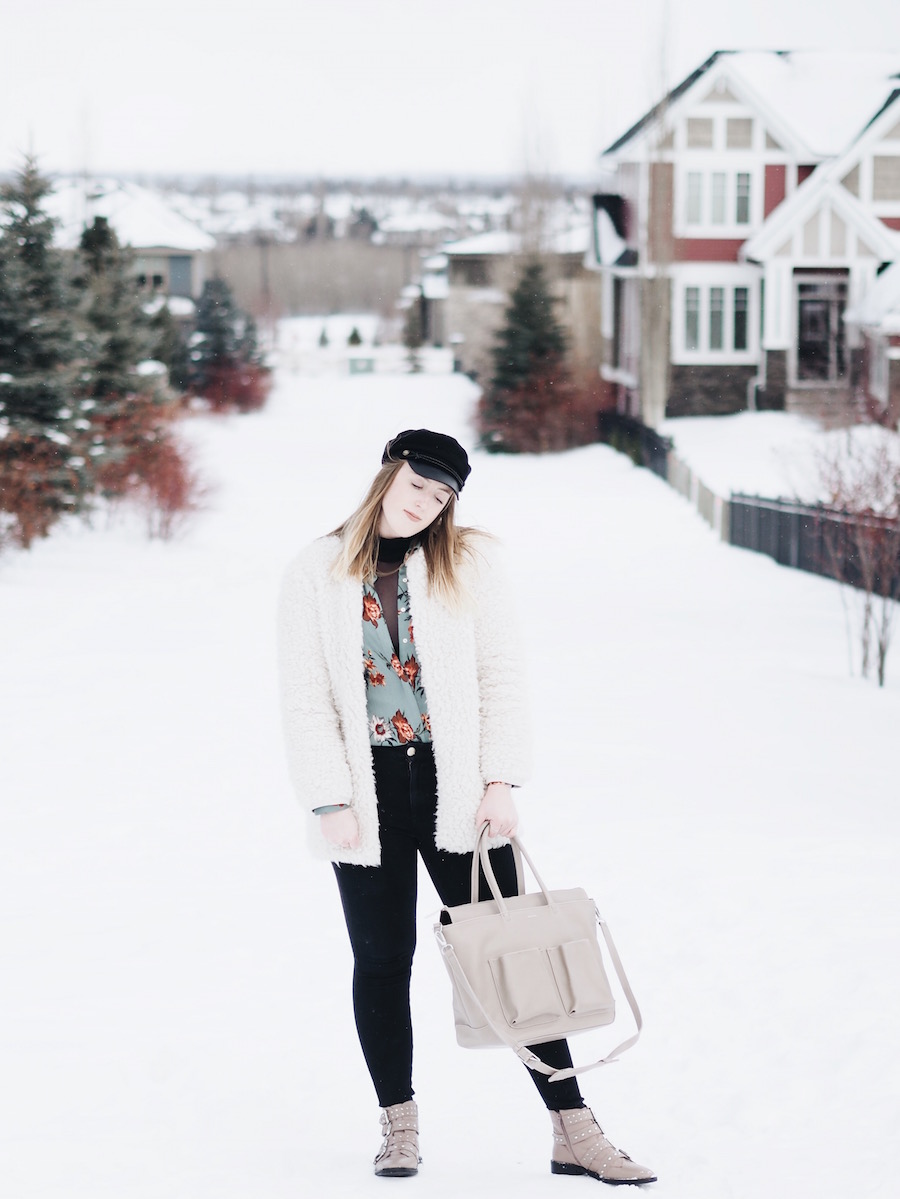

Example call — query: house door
[795,277,847,384]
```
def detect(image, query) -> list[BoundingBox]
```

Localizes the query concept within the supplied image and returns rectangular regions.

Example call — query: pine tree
[73,216,183,506]
[189,276,270,412]
[148,301,191,393]
[478,258,575,453]
[347,325,362,347]
[0,157,86,547]
[403,297,423,373]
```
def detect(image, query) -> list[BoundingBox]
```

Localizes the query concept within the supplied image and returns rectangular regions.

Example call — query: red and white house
[590,50,900,427]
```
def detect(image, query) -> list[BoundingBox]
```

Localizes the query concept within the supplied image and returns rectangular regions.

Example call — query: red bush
[196,362,272,414]
[89,392,204,539]
[477,372,599,454]
[0,431,82,550]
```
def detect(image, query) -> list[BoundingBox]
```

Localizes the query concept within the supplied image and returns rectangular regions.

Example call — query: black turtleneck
[373,536,415,653]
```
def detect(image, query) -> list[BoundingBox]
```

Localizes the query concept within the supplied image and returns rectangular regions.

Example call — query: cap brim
[408,460,460,494]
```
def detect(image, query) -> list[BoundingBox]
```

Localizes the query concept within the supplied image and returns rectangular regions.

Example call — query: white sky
[2,0,899,180]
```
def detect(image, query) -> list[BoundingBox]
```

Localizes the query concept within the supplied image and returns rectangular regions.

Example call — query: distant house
[588,50,900,427]
[48,178,215,302]
[443,227,601,383]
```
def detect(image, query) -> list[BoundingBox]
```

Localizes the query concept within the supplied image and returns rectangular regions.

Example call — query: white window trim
[675,162,762,237]
[671,266,760,365]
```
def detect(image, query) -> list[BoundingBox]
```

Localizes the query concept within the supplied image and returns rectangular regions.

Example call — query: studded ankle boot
[373,1100,420,1178]
[550,1107,656,1185]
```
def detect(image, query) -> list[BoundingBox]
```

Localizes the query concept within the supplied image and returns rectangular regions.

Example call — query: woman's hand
[474,783,518,839]
[320,808,361,851]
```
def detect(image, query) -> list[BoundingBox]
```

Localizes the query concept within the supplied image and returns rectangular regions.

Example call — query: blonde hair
[330,461,486,610]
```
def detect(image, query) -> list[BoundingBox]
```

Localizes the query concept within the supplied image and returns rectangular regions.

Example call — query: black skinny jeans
[332,742,584,1111]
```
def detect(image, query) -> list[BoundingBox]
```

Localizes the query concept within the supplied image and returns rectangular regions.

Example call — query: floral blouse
[362,564,432,746]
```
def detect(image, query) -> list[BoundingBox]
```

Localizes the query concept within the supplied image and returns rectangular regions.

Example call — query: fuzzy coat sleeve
[471,537,532,789]
[277,544,354,811]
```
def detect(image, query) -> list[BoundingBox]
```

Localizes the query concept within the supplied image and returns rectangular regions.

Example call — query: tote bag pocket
[549,939,616,1019]
[489,947,561,1028]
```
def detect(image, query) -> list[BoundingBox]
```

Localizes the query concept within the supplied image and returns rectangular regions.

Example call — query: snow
[2,332,899,1198]
[725,51,900,158]
[445,225,591,258]
[47,178,215,253]
[846,259,900,335]
[661,410,900,507]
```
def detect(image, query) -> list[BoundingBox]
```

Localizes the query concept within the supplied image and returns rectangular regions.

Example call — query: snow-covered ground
[2,336,899,1198]
[661,409,900,505]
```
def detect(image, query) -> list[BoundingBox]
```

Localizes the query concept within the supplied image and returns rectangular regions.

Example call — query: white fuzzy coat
[277,534,531,866]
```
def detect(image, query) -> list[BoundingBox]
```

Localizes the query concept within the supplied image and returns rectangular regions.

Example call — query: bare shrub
[817,431,900,686]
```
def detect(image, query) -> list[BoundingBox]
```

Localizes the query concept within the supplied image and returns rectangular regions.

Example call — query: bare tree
[818,432,900,686]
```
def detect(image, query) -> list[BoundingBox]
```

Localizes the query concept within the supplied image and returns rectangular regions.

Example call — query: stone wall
[757,350,787,410]
[667,364,756,416]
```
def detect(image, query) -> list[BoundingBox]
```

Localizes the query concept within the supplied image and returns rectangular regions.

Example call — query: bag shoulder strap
[436,908,643,1081]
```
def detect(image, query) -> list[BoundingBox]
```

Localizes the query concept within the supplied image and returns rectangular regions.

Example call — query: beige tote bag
[433,824,643,1081]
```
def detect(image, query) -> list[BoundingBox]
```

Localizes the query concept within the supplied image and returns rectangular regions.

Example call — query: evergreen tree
[189,276,270,412]
[489,259,566,393]
[0,158,86,547]
[478,258,575,453]
[347,325,363,347]
[75,216,154,404]
[403,297,423,373]
[73,216,179,504]
[148,301,191,393]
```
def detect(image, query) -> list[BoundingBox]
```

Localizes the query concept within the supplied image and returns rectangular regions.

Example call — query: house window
[612,277,624,369]
[726,118,753,149]
[681,170,756,232]
[709,288,725,350]
[686,173,703,224]
[454,259,489,287]
[679,282,755,358]
[733,288,749,350]
[736,174,751,223]
[168,256,192,297]
[872,156,900,201]
[685,287,701,350]
[687,118,714,148]
[711,173,727,224]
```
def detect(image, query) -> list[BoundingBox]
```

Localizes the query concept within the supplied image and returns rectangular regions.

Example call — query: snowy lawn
[2,334,899,1198]
[661,409,900,504]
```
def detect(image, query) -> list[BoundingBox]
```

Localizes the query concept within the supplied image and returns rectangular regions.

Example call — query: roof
[443,226,590,257]
[47,178,216,253]
[604,50,900,162]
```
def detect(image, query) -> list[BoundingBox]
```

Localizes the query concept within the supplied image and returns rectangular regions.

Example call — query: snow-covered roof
[845,261,900,335]
[444,231,518,256]
[726,52,900,159]
[605,50,900,162]
[47,178,216,253]
[444,226,590,258]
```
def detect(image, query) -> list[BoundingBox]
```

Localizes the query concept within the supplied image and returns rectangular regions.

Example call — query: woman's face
[378,462,453,539]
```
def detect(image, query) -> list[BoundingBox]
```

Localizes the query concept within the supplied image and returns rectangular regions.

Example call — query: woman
[278,428,655,1184]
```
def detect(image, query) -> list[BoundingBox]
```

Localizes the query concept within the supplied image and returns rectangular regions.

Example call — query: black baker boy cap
[382,429,471,495]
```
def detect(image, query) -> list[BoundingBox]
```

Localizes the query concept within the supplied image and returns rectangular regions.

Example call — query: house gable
[742,180,899,265]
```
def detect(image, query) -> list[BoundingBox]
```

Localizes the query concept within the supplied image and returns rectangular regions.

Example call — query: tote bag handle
[470,822,557,916]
